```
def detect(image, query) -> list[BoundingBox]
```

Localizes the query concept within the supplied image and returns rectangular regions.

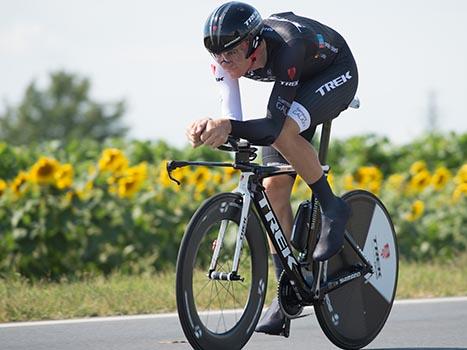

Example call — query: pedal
[280,318,291,338]
[293,312,312,319]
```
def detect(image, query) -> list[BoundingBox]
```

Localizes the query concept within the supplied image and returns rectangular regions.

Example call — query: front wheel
[176,192,268,350]
[314,190,399,349]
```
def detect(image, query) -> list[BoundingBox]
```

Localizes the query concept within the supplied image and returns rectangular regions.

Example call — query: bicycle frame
[168,162,374,304]
[167,121,375,304]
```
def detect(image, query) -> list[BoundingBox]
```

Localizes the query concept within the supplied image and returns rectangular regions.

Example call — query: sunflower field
[0,132,466,279]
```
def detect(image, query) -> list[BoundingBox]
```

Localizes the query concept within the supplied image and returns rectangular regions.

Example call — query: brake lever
[166,160,188,186]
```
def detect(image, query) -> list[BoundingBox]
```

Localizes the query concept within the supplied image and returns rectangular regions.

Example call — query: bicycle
[168,98,399,350]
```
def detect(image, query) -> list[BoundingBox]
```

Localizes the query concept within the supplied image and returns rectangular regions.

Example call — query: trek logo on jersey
[315,71,352,96]
[275,96,291,116]
[258,195,298,270]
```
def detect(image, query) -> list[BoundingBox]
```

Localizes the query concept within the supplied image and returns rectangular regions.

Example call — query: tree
[0,71,128,145]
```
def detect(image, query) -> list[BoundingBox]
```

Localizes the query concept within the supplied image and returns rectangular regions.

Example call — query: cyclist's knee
[263,175,294,206]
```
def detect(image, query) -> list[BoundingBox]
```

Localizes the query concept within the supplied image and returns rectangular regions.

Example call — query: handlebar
[166,137,259,185]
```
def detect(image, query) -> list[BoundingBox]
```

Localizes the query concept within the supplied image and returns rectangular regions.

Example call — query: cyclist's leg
[255,148,294,335]
[274,45,359,261]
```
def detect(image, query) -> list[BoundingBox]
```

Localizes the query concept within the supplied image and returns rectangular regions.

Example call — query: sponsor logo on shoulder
[317,34,325,48]
[215,76,224,82]
[275,96,291,116]
[316,34,339,53]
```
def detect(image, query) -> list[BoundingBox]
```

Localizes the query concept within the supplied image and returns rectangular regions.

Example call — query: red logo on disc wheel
[381,243,390,259]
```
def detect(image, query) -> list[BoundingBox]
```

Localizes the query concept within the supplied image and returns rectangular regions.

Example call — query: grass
[397,253,467,299]
[1,254,466,323]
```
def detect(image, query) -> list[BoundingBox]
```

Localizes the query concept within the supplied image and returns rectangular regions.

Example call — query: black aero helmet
[204,2,263,58]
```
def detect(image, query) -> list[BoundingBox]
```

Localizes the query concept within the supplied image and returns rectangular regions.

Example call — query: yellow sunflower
[188,166,212,186]
[223,167,238,182]
[454,164,467,184]
[405,200,425,222]
[0,179,7,196]
[356,166,382,183]
[126,162,148,182]
[55,163,74,189]
[76,181,94,200]
[327,172,335,190]
[430,166,451,191]
[117,175,143,198]
[386,173,405,190]
[343,174,354,191]
[452,183,467,203]
[11,171,29,196]
[98,148,129,174]
[354,166,383,193]
[212,173,223,186]
[409,161,427,176]
[29,157,60,185]
[408,170,431,193]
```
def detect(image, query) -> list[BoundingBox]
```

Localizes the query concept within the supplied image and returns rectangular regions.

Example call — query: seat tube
[318,120,332,165]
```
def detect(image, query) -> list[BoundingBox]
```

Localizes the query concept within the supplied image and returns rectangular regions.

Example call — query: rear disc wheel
[314,190,399,349]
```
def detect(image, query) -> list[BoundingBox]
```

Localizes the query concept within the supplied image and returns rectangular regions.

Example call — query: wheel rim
[177,194,267,347]
[191,218,254,334]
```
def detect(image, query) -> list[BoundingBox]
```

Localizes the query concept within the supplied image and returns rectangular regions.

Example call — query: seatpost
[318,120,332,165]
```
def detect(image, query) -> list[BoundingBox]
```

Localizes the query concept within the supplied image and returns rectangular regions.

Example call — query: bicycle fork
[207,172,254,282]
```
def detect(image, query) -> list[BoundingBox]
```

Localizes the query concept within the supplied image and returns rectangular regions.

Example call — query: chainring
[278,271,304,319]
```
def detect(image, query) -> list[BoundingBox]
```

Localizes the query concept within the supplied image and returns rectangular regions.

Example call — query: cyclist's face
[212,41,250,78]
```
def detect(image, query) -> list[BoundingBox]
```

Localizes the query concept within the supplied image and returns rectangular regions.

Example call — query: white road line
[0,296,466,329]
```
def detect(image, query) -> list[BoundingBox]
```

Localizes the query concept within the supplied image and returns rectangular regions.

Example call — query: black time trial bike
[167,99,399,350]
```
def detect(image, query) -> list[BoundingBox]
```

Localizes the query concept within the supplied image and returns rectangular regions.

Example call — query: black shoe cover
[255,298,286,335]
[313,198,350,261]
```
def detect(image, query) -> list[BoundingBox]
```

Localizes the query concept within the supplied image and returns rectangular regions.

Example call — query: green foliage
[327,131,466,176]
[0,132,465,279]
[0,71,128,145]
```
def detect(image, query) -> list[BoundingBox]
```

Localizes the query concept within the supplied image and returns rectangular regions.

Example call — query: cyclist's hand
[200,118,232,148]
[186,118,210,148]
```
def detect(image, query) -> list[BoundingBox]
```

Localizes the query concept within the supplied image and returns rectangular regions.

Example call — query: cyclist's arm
[229,41,306,145]
[210,61,243,120]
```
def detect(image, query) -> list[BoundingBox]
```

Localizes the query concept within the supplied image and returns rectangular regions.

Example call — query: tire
[176,192,269,350]
[314,190,399,349]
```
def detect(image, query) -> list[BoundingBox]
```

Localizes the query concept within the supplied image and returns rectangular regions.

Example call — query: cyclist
[186,1,358,336]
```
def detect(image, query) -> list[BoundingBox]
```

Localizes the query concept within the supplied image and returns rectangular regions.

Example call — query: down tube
[253,189,310,295]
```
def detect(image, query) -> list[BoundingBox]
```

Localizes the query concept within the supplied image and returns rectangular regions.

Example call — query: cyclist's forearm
[230,117,285,146]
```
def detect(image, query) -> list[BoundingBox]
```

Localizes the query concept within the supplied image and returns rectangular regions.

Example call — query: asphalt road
[1,297,466,350]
